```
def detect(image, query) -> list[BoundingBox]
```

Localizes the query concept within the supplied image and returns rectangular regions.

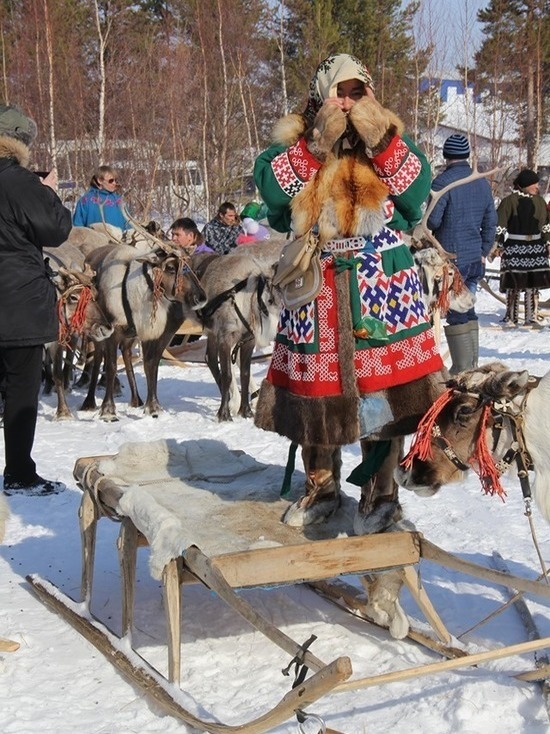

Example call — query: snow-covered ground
[1,282,550,734]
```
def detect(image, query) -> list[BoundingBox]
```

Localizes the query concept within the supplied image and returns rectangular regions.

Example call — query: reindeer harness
[198,276,271,364]
[403,379,539,501]
[56,283,95,347]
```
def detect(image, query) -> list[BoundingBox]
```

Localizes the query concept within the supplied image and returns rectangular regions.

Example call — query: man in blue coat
[427,134,497,373]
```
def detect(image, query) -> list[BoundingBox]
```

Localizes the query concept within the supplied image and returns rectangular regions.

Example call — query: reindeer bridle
[402,385,535,500]
[56,282,96,347]
[149,253,203,322]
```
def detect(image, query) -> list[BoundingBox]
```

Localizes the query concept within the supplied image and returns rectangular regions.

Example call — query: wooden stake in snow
[0,636,19,652]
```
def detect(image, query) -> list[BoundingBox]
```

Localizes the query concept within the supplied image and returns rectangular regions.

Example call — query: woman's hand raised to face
[306,104,347,162]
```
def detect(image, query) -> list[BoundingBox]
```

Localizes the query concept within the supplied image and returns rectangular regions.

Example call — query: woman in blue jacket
[73,165,129,231]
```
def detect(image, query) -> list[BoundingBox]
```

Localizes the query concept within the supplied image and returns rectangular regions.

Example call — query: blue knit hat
[443,134,470,160]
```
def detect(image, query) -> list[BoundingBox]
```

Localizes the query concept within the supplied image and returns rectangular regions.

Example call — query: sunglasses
[105,177,118,184]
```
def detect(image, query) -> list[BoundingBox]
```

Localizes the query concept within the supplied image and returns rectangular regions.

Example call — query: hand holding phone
[39,170,58,190]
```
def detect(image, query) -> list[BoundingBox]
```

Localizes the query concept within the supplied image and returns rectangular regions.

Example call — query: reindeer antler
[122,206,181,256]
[413,164,504,261]
[56,264,96,287]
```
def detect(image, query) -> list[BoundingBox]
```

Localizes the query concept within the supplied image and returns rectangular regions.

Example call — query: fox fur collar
[0,135,30,168]
[271,111,403,242]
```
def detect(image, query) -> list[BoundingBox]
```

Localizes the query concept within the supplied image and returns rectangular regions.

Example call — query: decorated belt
[322,236,371,252]
[511,233,541,241]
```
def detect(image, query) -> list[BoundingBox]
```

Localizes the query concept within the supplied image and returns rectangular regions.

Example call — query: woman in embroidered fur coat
[253,54,446,531]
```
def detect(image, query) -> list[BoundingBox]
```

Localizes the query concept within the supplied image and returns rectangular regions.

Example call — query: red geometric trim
[372,135,422,196]
[270,137,322,198]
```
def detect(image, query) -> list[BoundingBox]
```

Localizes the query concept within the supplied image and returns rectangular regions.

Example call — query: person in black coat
[0,104,72,496]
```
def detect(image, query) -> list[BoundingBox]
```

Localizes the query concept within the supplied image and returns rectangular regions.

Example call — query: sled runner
[27,439,550,733]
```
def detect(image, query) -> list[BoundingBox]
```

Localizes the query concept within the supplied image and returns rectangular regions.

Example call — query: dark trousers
[0,345,43,482]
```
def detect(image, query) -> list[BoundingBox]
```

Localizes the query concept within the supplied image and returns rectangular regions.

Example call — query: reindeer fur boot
[503,289,520,325]
[354,487,403,536]
[361,570,409,639]
[282,446,342,527]
[353,438,408,535]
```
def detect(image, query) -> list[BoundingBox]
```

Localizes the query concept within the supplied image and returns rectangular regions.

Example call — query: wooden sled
[27,446,550,733]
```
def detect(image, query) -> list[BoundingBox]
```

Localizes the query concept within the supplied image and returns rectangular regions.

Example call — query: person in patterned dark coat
[202,202,243,254]
[496,169,550,327]
[253,53,446,532]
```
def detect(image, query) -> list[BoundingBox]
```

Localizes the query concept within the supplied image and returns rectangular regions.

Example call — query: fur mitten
[305,104,347,161]
[349,97,398,157]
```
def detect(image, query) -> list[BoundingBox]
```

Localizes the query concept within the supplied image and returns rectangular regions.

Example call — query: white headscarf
[303,54,374,125]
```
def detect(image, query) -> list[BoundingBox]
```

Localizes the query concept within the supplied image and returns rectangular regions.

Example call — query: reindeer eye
[454,403,477,424]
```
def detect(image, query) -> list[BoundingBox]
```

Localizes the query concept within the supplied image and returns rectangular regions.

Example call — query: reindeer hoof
[79,401,96,411]
[353,499,403,535]
[238,406,254,419]
[282,493,341,527]
[99,413,119,423]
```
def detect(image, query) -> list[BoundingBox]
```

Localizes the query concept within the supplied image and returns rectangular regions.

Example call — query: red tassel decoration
[401,389,455,469]
[57,287,92,347]
[471,404,507,500]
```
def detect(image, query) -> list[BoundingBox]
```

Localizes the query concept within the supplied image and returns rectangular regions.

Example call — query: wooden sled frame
[26,454,550,734]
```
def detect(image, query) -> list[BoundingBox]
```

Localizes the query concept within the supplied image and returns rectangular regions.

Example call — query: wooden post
[0,637,19,652]
[335,637,550,692]
[162,558,182,685]
[78,489,98,605]
[401,565,451,644]
[117,518,139,639]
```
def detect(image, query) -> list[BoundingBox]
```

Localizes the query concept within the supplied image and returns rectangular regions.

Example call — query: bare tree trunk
[278,0,288,116]
[0,24,8,103]
[195,7,211,213]
[525,1,536,169]
[247,83,260,153]
[42,0,57,171]
[216,0,229,184]
[92,0,111,161]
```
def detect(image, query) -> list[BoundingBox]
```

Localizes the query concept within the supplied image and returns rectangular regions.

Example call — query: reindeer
[188,240,285,421]
[44,265,114,419]
[412,244,475,318]
[80,241,207,420]
[395,362,550,524]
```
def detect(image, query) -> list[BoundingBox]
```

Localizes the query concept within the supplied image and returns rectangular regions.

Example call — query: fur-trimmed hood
[0,135,30,168]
